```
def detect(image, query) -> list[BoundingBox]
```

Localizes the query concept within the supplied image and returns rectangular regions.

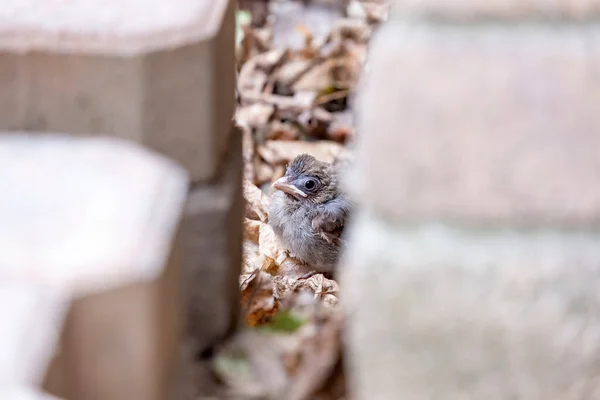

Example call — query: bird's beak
[272,176,307,198]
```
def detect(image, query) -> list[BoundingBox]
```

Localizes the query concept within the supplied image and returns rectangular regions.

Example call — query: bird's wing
[311,197,352,246]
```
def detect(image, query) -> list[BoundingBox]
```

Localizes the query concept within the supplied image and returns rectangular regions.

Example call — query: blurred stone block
[343,213,600,399]
[45,245,182,400]
[181,127,243,354]
[0,0,236,182]
[391,0,600,20]
[0,387,61,400]
[0,133,189,399]
[345,6,600,400]
[353,20,600,227]
[0,283,69,387]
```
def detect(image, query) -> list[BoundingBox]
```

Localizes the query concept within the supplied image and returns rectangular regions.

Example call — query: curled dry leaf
[238,60,269,96]
[292,57,358,92]
[238,49,287,97]
[333,18,372,43]
[242,241,261,275]
[243,219,262,244]
[256,160,275,185]
[240,269,278,327]
[256,48,289,72]
[258,139,349,166]
[273,274,340,309]
[298,107,333,140]
[274,58,321,91]
[267,119,301,141]
[258,223,287,264]
[258,223,313,277]
[243,179,270,222]
[235,102,275,133]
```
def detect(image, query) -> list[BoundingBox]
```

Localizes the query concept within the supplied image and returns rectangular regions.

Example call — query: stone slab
[343,211,600,400]
[354,20,600,228]
[391,0,600,20]
[0,282,68,387]
[0,0,236,182]
[181,126,243,354]
[0,133,189,398]
[44,243,182,400]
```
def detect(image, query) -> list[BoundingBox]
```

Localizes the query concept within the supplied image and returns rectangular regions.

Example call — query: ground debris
[218,1,388,398]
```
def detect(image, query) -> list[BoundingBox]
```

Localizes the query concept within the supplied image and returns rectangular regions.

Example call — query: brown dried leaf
[362,1,390,24]
[303,274,340,308]
[238,49,287,97]
[238,60,269,95]
[258,139,348,166]
[293,60,336,92]
[271,1,342,51]
[274,59,319,90]
[235,103,275,132]
[240,270,278,327]
[272,164,286,184]
[256,160,275,185]
[326,110,354,143]
[298,107,333,140]
[256,48,289,72]
[241,92,313,115]
[272,274,340,308]
[266,120,301,141]
[333,18,372,43]
[243,179,270,222]
[275,256,314,279]
[258,223,287,264]
[242,246,260,275]
[243,218,262,244]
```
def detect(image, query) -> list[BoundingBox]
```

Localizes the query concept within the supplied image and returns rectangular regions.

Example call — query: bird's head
[271,154,338,204]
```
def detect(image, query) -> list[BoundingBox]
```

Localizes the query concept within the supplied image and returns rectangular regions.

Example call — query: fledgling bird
[268,154,352,276]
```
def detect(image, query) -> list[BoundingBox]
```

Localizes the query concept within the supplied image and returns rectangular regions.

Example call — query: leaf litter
[212,1,388,399]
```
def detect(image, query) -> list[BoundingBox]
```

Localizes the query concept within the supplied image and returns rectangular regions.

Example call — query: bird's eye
[303,178,319,192]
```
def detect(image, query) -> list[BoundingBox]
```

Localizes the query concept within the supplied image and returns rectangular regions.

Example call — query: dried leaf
[293,60,336,92]
[256,160,275,185]
[303,274,340,308]
[258,223,287,264]
[240,270,278,327]
[236,103,275,132]
[267,120,301,141]
[256,48,289,72]
[274,59,319,90]
[271,1,342,51]
[243,219,262,244]
[333,18,372,43]
[258,139,348,166]
[243,179,270,222]
[273,274,340,309]
[346,0,368,20]
[276,256,314,279]
[242,242,261,274]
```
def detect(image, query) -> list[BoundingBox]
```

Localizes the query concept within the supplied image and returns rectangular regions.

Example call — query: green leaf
[236,10,252,47]
[259,310,304,333]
